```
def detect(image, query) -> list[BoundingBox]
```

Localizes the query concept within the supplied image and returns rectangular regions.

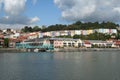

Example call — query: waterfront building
[9,35,28,48]
[16,38,54,50]
[0,35,4,48]
[113,40,120,48]
[89,40,110,48]
[62,38,83,48]
[49,38,63,48]
[9,38,21,48]
[50,38,83,48]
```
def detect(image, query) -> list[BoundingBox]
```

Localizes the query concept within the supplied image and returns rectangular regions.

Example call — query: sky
[0,0,120,29]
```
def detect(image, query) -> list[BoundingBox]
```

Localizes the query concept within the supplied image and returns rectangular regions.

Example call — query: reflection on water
[0,51,120,80]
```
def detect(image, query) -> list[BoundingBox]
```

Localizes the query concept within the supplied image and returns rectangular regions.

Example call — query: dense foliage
[4,38,9,48]
[21,26,41,32]
[73,32,113,40]
[21,21,119,32]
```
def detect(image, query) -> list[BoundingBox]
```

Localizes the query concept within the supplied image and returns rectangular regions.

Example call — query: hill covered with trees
[21,21,119,33]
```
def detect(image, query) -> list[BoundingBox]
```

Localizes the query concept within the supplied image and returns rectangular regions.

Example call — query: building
[9,35,28,48]
[50,38,63,48]
[16,38,53,50]
[89,40,113,48]
[75,30,82,35]
[95,29,117,35]
[113,40,120,48]
[27,32,39,39]
[0,35,4,48]
[50,38,83,48]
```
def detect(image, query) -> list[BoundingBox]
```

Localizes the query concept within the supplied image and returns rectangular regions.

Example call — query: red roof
[0,40,4,42]
[84,40,91,44]
[9,36,27,42]
[0,35,4,38]
[114,41,120,45]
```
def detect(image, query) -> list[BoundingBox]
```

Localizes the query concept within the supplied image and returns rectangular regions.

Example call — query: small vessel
[34,49,39,52]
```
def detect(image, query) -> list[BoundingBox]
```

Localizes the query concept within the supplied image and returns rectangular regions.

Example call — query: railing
[16,43,54,50]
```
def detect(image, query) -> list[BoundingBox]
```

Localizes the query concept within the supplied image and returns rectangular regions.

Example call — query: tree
[73,35,80,39]
[33,26,41,32]
[4,38,9,48]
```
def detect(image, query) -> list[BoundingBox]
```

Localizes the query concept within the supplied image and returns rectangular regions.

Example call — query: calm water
[0,51,120,80]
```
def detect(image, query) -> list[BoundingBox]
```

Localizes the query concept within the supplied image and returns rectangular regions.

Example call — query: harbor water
[0,51,120,80]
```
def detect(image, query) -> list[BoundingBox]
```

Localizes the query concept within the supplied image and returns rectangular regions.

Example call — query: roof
[114,41,120,45]
[50,38,81,41]
[0,40,4,42]
[84,40,91,44]
[88,40,107,43]
[0,35,4,38]
[24,38,44,42]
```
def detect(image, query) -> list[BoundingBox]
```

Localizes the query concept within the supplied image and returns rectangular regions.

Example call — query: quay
[0,47,120,53]
[1,38,120,53]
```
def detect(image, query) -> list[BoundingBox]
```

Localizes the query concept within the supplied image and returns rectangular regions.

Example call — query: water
[0,51,120,80]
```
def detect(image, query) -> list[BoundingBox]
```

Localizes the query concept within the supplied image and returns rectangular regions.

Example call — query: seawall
[53,48,120,52]
[0,48,27,53]
[0,48,120,53]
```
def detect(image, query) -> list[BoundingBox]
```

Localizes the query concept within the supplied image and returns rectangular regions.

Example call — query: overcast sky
[0,0,120,29]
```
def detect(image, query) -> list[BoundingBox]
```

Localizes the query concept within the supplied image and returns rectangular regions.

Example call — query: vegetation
[21,21,119,33]
[56,35,72,38]
[21,26,41,33]
[73,32,113,40]
[4,38,9,48]
[21,21,120,40]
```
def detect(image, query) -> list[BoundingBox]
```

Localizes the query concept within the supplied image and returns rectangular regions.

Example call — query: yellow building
[87,30,93,35]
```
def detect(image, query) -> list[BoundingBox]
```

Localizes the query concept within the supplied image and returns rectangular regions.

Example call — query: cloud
[0,0,3,12]
[54,0,120,22]
[3,0,26,16]
[32,0,37,5]
[0,16,40,24]
[0,0,40,25]
[30,16,40,24]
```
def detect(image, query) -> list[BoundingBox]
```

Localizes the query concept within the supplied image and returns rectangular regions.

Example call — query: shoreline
[53,48,120,52]
[0,48,120,53]
[0,48,26,53]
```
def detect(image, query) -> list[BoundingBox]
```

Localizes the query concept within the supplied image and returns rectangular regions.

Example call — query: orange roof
[114,41,120,45]
[0,40,4,42]
[0,35,4,38]
[84,40,91,44]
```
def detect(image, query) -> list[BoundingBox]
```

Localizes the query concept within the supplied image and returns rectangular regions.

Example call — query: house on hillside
[95,29,117,35]
[27,32,39,39]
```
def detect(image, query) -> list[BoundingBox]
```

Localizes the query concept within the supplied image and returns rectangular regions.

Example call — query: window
[68,43,72,47]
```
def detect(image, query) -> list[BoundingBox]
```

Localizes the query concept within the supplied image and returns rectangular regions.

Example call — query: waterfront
[0,51,120,80]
